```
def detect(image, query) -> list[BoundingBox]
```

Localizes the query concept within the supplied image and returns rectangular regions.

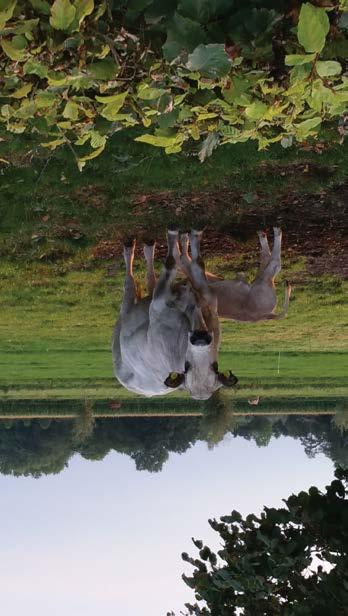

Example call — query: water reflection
[0,399,346,477]
[113,227,290,399]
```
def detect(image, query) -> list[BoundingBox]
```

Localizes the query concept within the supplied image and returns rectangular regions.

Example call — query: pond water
[0,409,346,616]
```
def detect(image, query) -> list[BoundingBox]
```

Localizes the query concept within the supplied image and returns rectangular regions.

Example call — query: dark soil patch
[258,160,337,178]
[91,182,348,278]
[73,185,110,211]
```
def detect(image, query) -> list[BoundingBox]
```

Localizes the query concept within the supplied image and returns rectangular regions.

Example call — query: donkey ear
[218,370,238,387]
[164,372,185,388]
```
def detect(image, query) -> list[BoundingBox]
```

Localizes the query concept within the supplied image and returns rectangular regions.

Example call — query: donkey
[112,229,238,400]
[178,227,291,323]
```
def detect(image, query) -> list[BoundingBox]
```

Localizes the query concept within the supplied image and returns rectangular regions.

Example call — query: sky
[0,434,334,616]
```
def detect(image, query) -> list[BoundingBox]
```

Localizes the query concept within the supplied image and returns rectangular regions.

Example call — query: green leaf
[47,72,70,86]
[50,0,76,31]
[297,3,329,53]
[13,19,39,34]
[295,116,322,140]
[7,122,26,134]
[99,94,128,120]
[90,130,106,149]
[1,103,13,119]
[163,12,207,61]
[222,76,250,104]
[245,101,268,120]
[87,60,118,80]
[41,138,66,149]
[316,61,342,77]
[290,64,311,82]
[285,54,316,66]
[29,0,51,14]
[157,110,178,130]
[135,134,181,148]
[1,39,26,61]
[137,84,167,100]
[0,0,16,28]
[10,83,32,99]
[35,91,56,108]
[70,0,94,30]
[11,34,27,50]
[23,58,48,78]
[177,0,219,24]
[187,44,231,78]
[95,92,128,104]
[196,112,218,121]
[165,143,182,154]
[77,144,105,171]
[15,100,36,119]
[63,100,79,120]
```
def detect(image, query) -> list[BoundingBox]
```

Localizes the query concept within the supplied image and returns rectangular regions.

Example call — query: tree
[0,1,347,168]
[177,468,348,616]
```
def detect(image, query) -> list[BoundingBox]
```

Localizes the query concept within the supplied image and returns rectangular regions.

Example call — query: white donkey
[112,229,238,400]
[178,227,291,322]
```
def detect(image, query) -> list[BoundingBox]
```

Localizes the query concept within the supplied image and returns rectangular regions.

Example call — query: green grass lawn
[0,258,346,395]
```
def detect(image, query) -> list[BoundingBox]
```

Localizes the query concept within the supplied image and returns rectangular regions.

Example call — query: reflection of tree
[234,415,348,468]
[0,420,74,477]
[80,417,199,473]
[0,412,347,478]
[176,468,348,616]
[199,392,242,449]
[72,399,95,444]
[333,400,348,436]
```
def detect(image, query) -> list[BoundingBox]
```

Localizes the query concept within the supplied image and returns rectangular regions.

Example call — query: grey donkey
[112,229,238,400]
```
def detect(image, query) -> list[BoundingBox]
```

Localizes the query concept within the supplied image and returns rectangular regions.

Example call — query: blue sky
[0,434,334,616]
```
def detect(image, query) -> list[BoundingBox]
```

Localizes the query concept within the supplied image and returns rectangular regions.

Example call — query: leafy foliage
[0,1,347,166]
[178,467,348,616]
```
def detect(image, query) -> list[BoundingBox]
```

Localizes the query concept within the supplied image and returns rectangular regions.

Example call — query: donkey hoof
[167,225,179,234]
[257,230,267,238]
[124,238,136,248]
[144,238,155,246]
[191,227,204,234]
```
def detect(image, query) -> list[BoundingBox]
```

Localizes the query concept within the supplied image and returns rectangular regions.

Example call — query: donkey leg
[188,230,220,347]
[188,231,216,307]
[179,232,192,278]
[255,228,282,282]
[265,227,282,279]
[189,229,203,261]
[143,240,156,297]
[121,239,137,318]
[151,229,178,303]
[247,228,283,317]
[257,230,271,270]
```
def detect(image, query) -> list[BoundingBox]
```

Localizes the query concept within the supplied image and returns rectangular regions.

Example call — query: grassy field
[0,258,347,391]
[0,133,347,397]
